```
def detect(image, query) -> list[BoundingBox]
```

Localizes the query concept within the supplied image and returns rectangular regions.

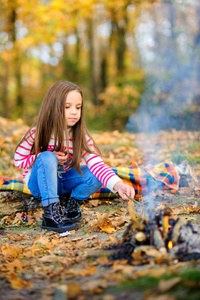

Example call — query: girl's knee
[81,166,102,189]
[80,165,95,179]
[38,151,58,166]
[84,176,102,196]
[80,165,89,173]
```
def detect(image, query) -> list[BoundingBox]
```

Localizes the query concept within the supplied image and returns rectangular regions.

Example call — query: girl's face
[65,91,82,127]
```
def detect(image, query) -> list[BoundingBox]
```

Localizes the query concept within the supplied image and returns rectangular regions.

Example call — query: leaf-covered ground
[0,117,200,300]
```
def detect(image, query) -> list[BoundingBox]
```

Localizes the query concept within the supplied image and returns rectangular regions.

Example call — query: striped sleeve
[14,129,36,169]
[84,153,122,193]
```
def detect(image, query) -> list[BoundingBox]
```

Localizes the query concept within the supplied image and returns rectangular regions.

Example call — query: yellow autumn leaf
[100,224,116,233]
[1,244,23,259]
[9,273,32,290]
[76,265,96,276]
[6,258,24,273]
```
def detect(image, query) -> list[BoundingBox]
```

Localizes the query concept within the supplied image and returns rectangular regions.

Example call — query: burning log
[153,228,166,252]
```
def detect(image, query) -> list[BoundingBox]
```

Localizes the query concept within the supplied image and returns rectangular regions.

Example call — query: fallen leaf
[87,200,101,207]
[6,258,24,273]
[9,272,32,290]
[88,212,111,231]
[83,279,107,293]
[102,295,116,300]
[67,282,82,299]
[76,265,96,276]
[158,277,181,292]
[7,234,22,241]
[100,224,116,233]
[108,234,118,244]
[1,244,23,259]
[135,267,168,278]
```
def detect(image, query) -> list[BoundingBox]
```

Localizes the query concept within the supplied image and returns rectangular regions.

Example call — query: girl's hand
[53,151,69,165]
[113,181,135,201]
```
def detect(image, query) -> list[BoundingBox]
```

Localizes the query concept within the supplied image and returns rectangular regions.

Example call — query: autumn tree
[0,0,162,129]
[0,0,23,116]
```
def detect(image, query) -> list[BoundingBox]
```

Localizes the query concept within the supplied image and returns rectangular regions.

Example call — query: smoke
[127,0,200,133]
[126,0,200,217]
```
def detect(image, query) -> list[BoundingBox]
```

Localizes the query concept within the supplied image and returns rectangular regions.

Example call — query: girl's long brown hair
[16,80,101,174]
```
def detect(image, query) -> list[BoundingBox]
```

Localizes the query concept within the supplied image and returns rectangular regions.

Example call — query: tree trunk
[15,50,23,116]
[0,191,41,217]
[116,23,126,74]
[2,59,9,118]
[110,5,128,77]
[10,8,23,116]
[101,45,107,90]
[88,17,102,105]
[75,26,80,62]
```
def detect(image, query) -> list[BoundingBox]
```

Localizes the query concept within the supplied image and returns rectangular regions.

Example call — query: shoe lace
[52,202,63,223]
[66,198,79,213]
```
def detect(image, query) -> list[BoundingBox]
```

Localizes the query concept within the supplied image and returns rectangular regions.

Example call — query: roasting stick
[125,194,145,207]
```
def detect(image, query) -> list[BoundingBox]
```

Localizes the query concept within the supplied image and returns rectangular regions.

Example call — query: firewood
[172,218,184,244]
[153,228,165,249]
[128,202,145,230]
[134,245,155,253]
[135,231,147,242]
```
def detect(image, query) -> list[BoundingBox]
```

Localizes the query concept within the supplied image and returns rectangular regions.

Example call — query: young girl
[14,81,135,233]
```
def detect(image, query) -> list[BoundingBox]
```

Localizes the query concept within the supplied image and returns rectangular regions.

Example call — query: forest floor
[0,117,200,300]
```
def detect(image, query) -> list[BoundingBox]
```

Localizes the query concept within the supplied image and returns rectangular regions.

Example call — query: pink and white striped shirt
[14,128,122,192]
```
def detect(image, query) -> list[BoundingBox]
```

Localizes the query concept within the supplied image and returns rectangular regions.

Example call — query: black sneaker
[64,197,82,222]
[42,202,78,233]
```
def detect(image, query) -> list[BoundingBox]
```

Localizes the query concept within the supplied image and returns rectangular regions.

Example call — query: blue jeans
[28,151,102,207]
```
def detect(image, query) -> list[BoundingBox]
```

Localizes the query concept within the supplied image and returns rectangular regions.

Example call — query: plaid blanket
[0,161,179,199]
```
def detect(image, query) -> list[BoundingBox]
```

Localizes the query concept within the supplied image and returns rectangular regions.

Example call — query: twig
[126,195,145,207]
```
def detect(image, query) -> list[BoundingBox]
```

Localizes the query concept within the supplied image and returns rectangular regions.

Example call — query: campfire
[108,202,200,263]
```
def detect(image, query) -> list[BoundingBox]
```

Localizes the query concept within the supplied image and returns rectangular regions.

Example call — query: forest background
[1,0,200,132]
[0,1,200,298]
